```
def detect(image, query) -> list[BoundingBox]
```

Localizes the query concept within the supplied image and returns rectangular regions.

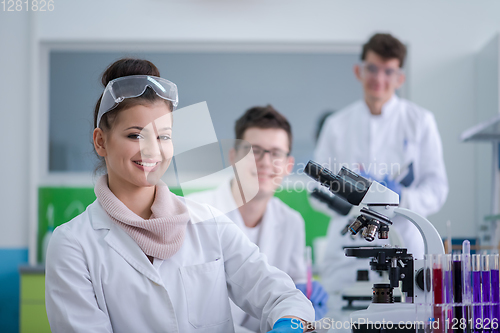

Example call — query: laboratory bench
[18,262,344,333]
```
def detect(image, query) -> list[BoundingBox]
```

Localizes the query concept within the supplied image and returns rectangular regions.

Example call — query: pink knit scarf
[94,175,190,260]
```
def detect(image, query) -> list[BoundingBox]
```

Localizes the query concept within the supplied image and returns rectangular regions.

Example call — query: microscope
[304,161,444,331]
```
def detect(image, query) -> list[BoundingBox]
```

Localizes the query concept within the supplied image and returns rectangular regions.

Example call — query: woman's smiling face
[95,101,173,188]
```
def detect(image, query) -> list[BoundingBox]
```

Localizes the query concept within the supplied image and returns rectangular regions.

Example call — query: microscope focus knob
[372,284,394,303]
[415,268,427,291]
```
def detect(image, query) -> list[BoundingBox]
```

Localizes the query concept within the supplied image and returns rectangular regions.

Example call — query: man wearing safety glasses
[312,33,448,310]
[188,105,328,332]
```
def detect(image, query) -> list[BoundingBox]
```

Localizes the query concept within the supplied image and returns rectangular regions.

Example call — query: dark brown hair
[93,58,173,130]
[235,105,293,152]
[361,33,407,68]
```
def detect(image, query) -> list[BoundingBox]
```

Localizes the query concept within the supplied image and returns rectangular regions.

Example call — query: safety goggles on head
[360,62,403,82]
[97,75,178,128]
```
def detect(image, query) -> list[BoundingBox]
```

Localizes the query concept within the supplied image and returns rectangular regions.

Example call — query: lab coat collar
[256,201,281,254]
[363,94,399,119]
[218,180,280,252]
[88,201,165,285]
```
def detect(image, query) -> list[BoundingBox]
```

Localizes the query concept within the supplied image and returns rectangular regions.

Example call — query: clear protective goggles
[360,62,403,82]
[97,75,179,128]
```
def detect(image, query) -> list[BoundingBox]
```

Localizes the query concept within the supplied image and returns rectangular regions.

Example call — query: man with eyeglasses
[188,105,328,332]
[313,33,448,310]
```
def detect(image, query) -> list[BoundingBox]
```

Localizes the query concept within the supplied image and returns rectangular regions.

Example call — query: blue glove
[381,175,402,197]
[296,281,329,320]
[399,162,414,187]
[267,318,304,332]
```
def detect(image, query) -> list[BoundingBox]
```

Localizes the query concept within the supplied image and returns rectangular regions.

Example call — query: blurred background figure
[311,33,448,310]
[189,105,328,332]
[315,110,336,143]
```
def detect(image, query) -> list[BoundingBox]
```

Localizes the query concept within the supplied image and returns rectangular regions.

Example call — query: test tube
[482,255,491,328]
[491,254,499,333]
[443,255,454,332]
[462,240,472,304]
[432,254,445,333]
[444,254,453,304]
[462,240,472,333]
[422,255,434,332]
[472,254,481,333]
[453,254,464,332]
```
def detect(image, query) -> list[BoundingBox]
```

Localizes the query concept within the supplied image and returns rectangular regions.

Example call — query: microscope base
[350,303,426,333]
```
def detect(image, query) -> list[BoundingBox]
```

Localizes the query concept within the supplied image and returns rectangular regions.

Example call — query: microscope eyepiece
[303,161,371,206]
[372,284,394,304]
[304,161,338,190]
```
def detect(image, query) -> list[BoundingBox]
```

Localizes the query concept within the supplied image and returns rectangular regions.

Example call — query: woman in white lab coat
[45,58,314,333]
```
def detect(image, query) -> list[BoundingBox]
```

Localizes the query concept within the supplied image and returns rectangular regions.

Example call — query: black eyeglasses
[250,145,289,162]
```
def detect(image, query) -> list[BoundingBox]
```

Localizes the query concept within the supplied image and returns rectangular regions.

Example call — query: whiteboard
[47,44,365,174]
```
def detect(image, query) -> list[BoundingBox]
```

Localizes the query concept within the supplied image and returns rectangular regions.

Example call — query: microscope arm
[394,207,445,256]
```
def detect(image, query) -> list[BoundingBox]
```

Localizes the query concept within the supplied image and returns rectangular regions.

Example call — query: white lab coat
[187,181,307,333]
[313,95,448,306]
[45,197,314,333]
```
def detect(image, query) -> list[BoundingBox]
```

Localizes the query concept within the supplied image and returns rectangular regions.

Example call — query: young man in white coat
[313,33,448,310]
[188,105,328,333]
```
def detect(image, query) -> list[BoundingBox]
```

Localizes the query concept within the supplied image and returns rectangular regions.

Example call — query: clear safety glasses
[360,62,403,82]
[97,75,179,128]
[236,143,289,163]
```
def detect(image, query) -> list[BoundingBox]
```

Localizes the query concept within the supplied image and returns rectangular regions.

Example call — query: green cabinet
[19,266,51,333]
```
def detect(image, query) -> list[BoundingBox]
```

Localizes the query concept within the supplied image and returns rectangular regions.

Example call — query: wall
[474,35,499,246]
[47,50,362,173]
[3,1,500,331]
[0,9,31,333]
[30,0,500,238]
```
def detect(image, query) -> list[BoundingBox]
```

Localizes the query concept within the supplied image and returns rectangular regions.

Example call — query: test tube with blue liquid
[491,254,499,333]
[472,254,481,333]
[481,255,492,330]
